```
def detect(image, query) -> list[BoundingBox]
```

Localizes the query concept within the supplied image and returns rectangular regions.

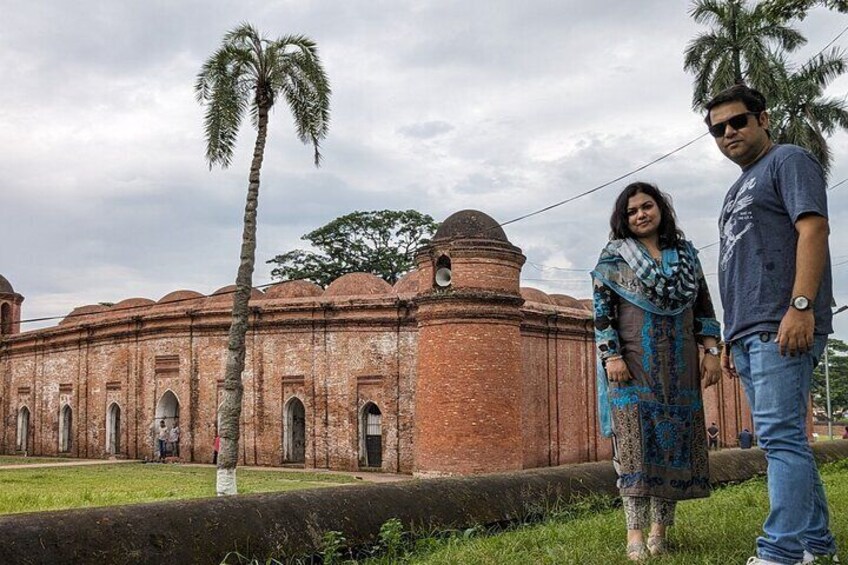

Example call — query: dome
[206,285,265,303]
[264,280,323,299]
[520,287,553,304]
[111,298,156,312]
[59,304,110,325]
[393,270,419,294]
[324,273,393,297]
[0,274,14,294]
[156,290,205,305]
[549,294,585,308]
[433,210,508,242]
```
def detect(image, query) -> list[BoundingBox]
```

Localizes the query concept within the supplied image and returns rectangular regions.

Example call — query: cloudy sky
[2,1,848,337]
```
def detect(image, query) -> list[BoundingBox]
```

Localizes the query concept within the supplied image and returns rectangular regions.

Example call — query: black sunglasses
[708,112,760,138]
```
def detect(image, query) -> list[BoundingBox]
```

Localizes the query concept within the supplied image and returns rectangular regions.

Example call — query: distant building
[0,210,747,475]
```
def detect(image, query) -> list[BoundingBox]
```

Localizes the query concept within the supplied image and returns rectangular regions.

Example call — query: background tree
[196,23,330,495]
[761,0,848,20]
[684,0,806,109]
[268,210,439,287]
[768,48,848,174]
[813,338,848,420]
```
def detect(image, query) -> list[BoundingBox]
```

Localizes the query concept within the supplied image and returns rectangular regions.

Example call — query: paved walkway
[0,457,412,483]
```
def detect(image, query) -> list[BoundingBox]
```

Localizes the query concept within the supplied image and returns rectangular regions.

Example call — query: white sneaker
[803,550,841,563]
[746,557,800,565]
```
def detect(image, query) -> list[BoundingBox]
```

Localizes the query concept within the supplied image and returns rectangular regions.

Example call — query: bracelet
[604,354,623,362]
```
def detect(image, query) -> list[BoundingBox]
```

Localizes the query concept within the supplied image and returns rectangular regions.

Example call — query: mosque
[0,210,749,476]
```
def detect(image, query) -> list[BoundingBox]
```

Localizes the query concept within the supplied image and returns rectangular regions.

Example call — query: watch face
[793,296,810,310]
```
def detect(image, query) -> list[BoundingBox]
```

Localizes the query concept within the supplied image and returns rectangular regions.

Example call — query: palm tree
[196,23,330,495]
[684,0,806,109]
[769,48,848,175]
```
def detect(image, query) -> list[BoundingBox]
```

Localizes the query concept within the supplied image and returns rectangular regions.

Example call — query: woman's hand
[701,353,721,387]
[605,357,632,382]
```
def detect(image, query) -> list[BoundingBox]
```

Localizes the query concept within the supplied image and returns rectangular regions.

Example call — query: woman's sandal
[626,541,648,561]
[646,535,668,556]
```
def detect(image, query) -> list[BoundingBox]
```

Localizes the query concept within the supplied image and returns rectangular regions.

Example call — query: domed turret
[0,274,24,336]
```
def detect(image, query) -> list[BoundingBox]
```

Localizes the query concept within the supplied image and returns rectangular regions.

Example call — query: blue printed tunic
[593,265,719,500]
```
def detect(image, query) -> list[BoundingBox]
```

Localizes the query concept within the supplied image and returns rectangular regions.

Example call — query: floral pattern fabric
[594,255,719,501]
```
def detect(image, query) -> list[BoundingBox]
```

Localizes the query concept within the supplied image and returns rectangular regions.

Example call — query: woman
[591,182,721,561]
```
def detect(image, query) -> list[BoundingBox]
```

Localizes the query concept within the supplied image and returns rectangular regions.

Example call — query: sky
[2,1,848,337]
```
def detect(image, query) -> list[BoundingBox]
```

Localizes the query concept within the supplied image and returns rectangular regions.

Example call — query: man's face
[708,101,771,168]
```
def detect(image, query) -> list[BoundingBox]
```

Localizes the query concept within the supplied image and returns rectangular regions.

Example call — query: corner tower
[413,210,526,476]
[0,275,24,336]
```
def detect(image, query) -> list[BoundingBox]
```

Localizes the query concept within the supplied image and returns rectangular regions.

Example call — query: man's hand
[776,308,815,356]
[721,347,737,379]
[701,353,721,387]
[605,357,632,382]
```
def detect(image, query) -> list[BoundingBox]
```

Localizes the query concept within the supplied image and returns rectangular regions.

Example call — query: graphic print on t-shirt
[719,176,756,272]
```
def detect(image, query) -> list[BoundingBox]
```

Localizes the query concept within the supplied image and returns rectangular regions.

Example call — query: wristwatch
[704,346,720,357]
[791,295,811,311]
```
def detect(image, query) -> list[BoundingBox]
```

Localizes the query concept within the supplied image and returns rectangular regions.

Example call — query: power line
[497,132,710,229]
[813,23,848,59]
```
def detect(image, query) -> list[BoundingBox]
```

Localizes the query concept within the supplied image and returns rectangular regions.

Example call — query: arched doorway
[106,403,121,455]
[360,402,382,468]
[59,405,73,453]
[284,397,306,464]
[16,406,30,453]
[154,390,180,458]
[154,390,180,427]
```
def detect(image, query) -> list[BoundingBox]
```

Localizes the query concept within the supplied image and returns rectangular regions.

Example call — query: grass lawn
[0,463,357,515]
[0,455,84,466]
[352,459,848,565]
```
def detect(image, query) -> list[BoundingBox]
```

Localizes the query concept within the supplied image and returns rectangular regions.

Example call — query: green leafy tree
[196,23,330,495]
[768,49,848,175]
[683,0,806,109]
[813,338,848,420]
[761,0,848,20]
[268,210,439,287]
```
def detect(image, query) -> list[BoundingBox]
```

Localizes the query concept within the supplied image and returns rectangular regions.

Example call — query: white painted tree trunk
[216,467,237,496]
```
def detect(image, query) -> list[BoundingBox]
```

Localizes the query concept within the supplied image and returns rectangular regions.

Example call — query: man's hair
[609,181,684,247]
[703,84,768,126]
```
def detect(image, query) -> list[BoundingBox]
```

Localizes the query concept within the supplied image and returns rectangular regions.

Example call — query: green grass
[351,460,848,565]
[0,455,83,466]
[0,463,357,515]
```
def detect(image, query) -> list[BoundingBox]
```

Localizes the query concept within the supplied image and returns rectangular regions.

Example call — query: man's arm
[776,214,829,355]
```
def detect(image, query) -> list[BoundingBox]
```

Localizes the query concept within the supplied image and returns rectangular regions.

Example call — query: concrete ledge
[1,442,846,565]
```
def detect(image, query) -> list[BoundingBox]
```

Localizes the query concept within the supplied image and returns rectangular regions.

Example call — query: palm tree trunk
[216,102,269,496]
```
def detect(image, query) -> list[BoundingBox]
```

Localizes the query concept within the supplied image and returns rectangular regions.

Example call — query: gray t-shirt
[718,144,833,342]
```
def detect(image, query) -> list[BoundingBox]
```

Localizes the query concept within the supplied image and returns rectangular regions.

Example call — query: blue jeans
[731,332,836,564]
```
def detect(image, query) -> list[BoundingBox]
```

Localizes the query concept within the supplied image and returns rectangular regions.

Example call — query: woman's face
[626,191,661,239]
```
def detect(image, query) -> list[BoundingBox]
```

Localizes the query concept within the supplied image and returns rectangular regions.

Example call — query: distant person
[170,420,181,458]
[705,84,837,564]
[157,420,168,461]
[213,431,221,465]
[739,428,754,450]
[707,422,720,450]
[592,182,721,561]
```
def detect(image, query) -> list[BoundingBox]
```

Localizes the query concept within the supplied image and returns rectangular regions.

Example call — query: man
[707,422,720,450]
[739,428,754,450]
[705,84,838,565]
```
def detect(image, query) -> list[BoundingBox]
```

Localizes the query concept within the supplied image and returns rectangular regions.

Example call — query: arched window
[106,403,121,454]
[0,303,11,336]
[283,397,306,464]
[16,406,30,453]
[360,402,382,468]
[59,405,73,453]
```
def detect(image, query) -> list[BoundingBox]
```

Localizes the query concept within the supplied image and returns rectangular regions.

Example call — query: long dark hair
[609,182,683,247]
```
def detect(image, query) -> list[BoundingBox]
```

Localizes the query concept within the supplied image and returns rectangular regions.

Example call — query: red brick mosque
[0,210,749,476]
